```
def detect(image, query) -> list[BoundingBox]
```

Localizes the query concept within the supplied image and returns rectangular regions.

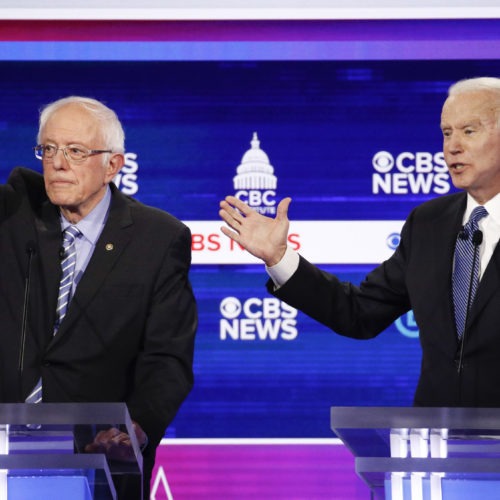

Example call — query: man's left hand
[84,420,147,462]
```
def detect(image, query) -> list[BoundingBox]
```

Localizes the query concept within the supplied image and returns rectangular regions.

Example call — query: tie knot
[63,225,81,246]
[468,206,488,226]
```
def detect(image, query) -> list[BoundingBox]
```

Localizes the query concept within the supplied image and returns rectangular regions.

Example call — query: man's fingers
[220,225,238,240]
[276,197,292,220]
[221,195,291,222]
[220,213,242,239]
[219,207,240,228]
[222,196,253,217]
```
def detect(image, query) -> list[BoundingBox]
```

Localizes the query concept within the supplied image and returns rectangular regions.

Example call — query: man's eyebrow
[441,119,482,129]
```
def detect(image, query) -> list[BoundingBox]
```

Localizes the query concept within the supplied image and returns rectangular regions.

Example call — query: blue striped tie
[54,225,81,330]
[453,206,488,339]
[26,225,81,404]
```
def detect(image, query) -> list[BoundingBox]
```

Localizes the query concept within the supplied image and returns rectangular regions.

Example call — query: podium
[0,403,143,500]
[331,406,500,500]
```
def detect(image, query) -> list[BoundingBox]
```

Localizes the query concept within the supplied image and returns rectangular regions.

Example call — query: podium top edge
[0,402,132,425]
[330,406,500,430]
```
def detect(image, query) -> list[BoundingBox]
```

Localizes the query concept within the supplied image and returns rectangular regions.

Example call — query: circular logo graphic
[386,232,401,250]
[395,312,419,339]
[220,297,242,319]
[372,151,394,173]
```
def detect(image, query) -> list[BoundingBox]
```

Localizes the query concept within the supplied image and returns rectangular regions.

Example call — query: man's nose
[445,134,463,154]
[51,148,70,168]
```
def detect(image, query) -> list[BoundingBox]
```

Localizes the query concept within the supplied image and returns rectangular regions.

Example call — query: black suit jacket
[269,191,500,407]
[0,167,197,456]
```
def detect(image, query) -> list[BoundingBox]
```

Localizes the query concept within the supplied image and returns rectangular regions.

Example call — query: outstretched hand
[219,195,292,267]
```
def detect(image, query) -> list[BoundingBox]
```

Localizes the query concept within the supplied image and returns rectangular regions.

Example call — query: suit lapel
[425,194,466,347]
[433,196,466,282]
[35,200,64,340]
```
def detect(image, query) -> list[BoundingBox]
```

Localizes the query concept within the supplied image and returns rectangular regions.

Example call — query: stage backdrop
[1,18,500,499]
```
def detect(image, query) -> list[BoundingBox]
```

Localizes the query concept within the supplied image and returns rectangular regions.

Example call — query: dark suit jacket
[269,191,500,407]
[0,167,197,481]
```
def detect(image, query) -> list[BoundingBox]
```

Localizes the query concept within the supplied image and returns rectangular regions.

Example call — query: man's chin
[449,175,468,191]
[47,190,75,206]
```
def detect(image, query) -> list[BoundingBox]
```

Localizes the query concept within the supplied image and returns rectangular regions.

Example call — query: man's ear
[105,153,125,183]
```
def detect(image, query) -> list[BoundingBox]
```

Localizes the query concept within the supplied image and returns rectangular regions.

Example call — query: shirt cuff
[265,247,300,289]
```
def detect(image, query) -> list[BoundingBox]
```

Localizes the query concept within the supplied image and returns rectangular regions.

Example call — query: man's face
[441,90,500,204]
[41,103,123,222]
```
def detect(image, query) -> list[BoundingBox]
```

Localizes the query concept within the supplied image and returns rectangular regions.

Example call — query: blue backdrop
[1,55,500,438]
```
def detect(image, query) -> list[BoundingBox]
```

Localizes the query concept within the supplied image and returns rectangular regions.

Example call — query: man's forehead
[441,93,496,124]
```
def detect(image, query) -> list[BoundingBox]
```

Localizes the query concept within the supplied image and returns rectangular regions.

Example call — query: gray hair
[37,96,125,154]
[448,77,500,96]
[448,77,500,126]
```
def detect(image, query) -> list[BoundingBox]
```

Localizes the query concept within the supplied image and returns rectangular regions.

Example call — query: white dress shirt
[60,186,111,294]
[463,192,500,280]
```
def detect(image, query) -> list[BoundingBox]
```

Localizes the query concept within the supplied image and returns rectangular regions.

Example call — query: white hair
[448,77,500,126]
[448,77,500,97]
[37,96,125,154]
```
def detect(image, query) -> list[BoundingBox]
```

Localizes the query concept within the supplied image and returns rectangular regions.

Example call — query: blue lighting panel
[0,20,499,438]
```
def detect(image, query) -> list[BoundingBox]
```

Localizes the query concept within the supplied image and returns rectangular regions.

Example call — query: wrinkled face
[441,90,500,204]
[41,103,123,222]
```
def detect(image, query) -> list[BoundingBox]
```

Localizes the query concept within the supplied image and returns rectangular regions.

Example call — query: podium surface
[331,406,500,500]
[0,403,143,500]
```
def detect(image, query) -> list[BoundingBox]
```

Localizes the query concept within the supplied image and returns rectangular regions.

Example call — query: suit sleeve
[268,214,414,339]
[126,223,197,449]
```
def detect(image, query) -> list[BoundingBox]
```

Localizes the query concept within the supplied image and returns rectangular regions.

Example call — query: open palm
[219,195,292,267]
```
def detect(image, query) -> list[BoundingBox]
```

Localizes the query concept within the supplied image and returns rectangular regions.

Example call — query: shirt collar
[465,192,500,227]
[60,186,112,244]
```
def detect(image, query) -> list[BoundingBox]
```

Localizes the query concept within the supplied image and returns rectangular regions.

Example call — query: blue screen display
[1,25,499,438]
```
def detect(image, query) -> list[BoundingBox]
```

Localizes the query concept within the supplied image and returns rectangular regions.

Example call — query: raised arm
[219,195,292,267]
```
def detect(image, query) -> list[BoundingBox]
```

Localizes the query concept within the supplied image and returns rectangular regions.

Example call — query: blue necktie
[453,206,488,339]
[54,225,81,330]
[26,225,81,403]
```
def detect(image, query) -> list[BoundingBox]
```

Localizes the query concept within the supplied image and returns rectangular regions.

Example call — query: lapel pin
[105,243,114,251]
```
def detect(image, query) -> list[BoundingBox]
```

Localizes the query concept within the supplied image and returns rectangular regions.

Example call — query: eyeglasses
[34,144,113,163]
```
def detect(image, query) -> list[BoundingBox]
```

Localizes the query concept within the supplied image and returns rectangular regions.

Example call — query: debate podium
[331,406,500,500]
[0,403,143,499]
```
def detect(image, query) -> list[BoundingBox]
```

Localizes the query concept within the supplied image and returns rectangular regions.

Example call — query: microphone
[25,241,37,257]
[457,229,483,374]
[18,241,36,402]
[458,227,468,240]
[59,247,65,260]
[472,229,483,246]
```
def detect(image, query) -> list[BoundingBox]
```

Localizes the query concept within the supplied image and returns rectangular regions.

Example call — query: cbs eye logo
[372,151,394,173]
[386,232,401,250]
[220,297,242,319]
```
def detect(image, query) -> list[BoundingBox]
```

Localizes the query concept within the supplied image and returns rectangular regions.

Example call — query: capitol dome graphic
[233,133,277,190]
